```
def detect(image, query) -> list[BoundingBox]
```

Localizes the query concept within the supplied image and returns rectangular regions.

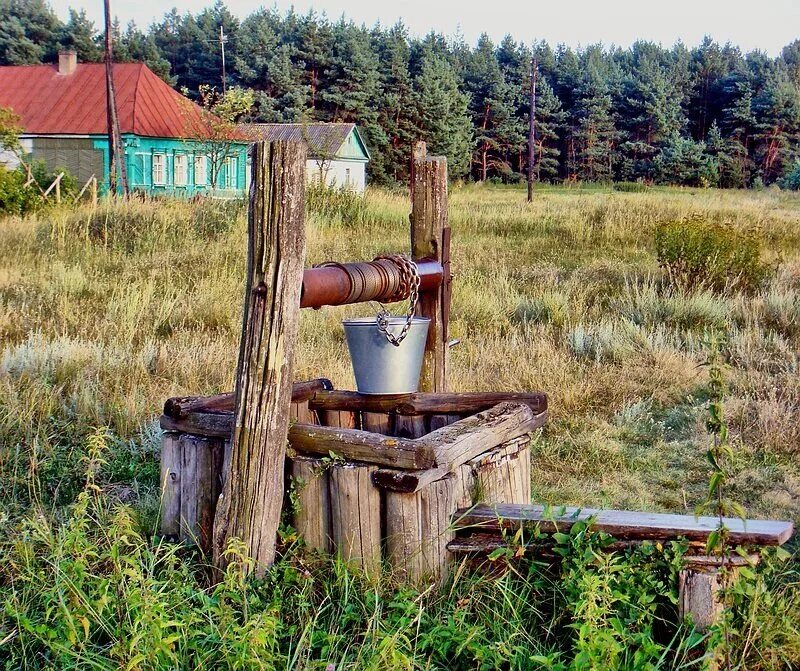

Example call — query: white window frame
[224,156,237,189]
[152,153,166,185]
[194,155,207,186]
[174,154,187,186]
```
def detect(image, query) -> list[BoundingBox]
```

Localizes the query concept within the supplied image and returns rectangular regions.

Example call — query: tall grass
[0,184,799,668]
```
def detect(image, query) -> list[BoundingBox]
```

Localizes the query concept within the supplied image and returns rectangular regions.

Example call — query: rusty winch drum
[343,316,430,394]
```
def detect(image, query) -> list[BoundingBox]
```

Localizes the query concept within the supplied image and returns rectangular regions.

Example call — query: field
[0,184,798,668]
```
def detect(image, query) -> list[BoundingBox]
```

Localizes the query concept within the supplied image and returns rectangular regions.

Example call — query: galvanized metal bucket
[342,316,431,394]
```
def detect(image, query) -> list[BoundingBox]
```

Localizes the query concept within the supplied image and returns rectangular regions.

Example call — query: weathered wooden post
[411,141,451,393]
[212,140,307,576]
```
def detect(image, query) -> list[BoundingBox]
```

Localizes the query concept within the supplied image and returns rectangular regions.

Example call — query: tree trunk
[212,140,307,576]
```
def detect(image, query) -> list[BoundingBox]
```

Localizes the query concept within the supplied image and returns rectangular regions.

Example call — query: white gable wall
[307,158,366,193]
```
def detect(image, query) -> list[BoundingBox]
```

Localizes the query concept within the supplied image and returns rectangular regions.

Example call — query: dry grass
[0,184,798,525]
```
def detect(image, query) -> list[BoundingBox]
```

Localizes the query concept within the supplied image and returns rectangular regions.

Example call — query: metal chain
[374,255,420,347]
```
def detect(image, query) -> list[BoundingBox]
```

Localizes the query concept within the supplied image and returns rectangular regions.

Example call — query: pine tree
[464,34,521,180]
[574,66,617,181]
[116,21,173,83]
[413,49,472,178]
[617,43,683,180]
[56,9,101,62]
[0,0,62,65]
[751,64,800,183]
[532,78,565,181]
[371,23,420,184]
[235,9,308,121]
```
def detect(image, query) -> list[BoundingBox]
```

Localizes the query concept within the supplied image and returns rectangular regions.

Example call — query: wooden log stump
[329,462,382,576]
[288,454,331,553]
[213,140,307,576]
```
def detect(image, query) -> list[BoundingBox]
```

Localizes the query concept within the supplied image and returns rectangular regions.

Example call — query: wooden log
[159,432,181,538]
[213,140,307,576]
[362,412,393,436]
[309,390,547,416]
[288,454,331,553]
[320,409,359,429]
[161,412,231,438]
[164,378,332,419]
[395,414,427,438]
[161,413,435,469]
[411,141,450,393]
[329,462,381,576]
[429,403,543,472]
[468,436,531,505]
[288,423,435,469]
[429,414,461,430]
[453,504,795,546]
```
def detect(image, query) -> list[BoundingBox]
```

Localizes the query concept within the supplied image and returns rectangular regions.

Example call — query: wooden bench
[448,503,795,631]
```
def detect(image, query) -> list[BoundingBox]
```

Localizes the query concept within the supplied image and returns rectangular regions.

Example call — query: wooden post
[213,140,307,576]
[411,141,450,393]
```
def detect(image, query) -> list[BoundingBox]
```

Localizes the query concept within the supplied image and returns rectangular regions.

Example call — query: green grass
[0,184,799,668]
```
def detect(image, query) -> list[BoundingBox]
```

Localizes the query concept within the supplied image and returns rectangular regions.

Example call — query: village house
[0,51,248,197]
[241,123,370,193]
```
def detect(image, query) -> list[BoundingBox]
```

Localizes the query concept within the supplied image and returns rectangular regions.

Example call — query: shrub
[655,215,773,292]
[782,162,800,190]
[306,181,368,227]
[0,166,39,215]
[613,181,649,193]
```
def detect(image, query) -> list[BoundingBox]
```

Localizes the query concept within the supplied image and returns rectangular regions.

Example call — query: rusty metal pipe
[300,258,443,309]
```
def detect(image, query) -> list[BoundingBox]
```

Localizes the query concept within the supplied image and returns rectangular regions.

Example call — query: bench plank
[453,504,794,546]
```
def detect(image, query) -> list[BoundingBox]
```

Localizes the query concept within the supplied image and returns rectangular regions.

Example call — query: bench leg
[678,560,726,631]
[678,554,758,631]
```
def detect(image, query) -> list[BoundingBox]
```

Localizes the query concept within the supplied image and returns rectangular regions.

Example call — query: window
[174,154,187,186]
[152,153,165,185]
[194,155,207,185]
[345,167,351,184]
[225,156,238,189]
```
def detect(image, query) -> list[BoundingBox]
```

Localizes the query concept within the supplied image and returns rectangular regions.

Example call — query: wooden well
[160,381,547,583]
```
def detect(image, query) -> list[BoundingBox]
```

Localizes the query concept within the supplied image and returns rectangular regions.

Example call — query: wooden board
[452,504,795,546]
[309,390,547,416]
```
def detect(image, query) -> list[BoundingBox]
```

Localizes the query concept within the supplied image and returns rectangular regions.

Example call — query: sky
[57,0,800,56]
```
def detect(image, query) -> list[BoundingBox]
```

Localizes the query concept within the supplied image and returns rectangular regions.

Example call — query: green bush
[613,181,649,193]
[0,166,40,215]
[782,162,800,190]
[655,215,772,292]
[0,162,79,216]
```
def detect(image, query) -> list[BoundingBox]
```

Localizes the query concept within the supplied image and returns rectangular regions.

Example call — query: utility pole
[220,25,228,95]
[527,55,537,203]
[103,0,127,195]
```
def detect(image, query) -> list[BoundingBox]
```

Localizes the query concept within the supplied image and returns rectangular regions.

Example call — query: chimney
[58,50,77,76]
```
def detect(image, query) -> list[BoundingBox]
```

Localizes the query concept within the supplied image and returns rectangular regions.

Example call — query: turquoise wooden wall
[91,134,248,197]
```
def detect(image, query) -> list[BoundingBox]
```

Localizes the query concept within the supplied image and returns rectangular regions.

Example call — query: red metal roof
[0,62,213,138]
